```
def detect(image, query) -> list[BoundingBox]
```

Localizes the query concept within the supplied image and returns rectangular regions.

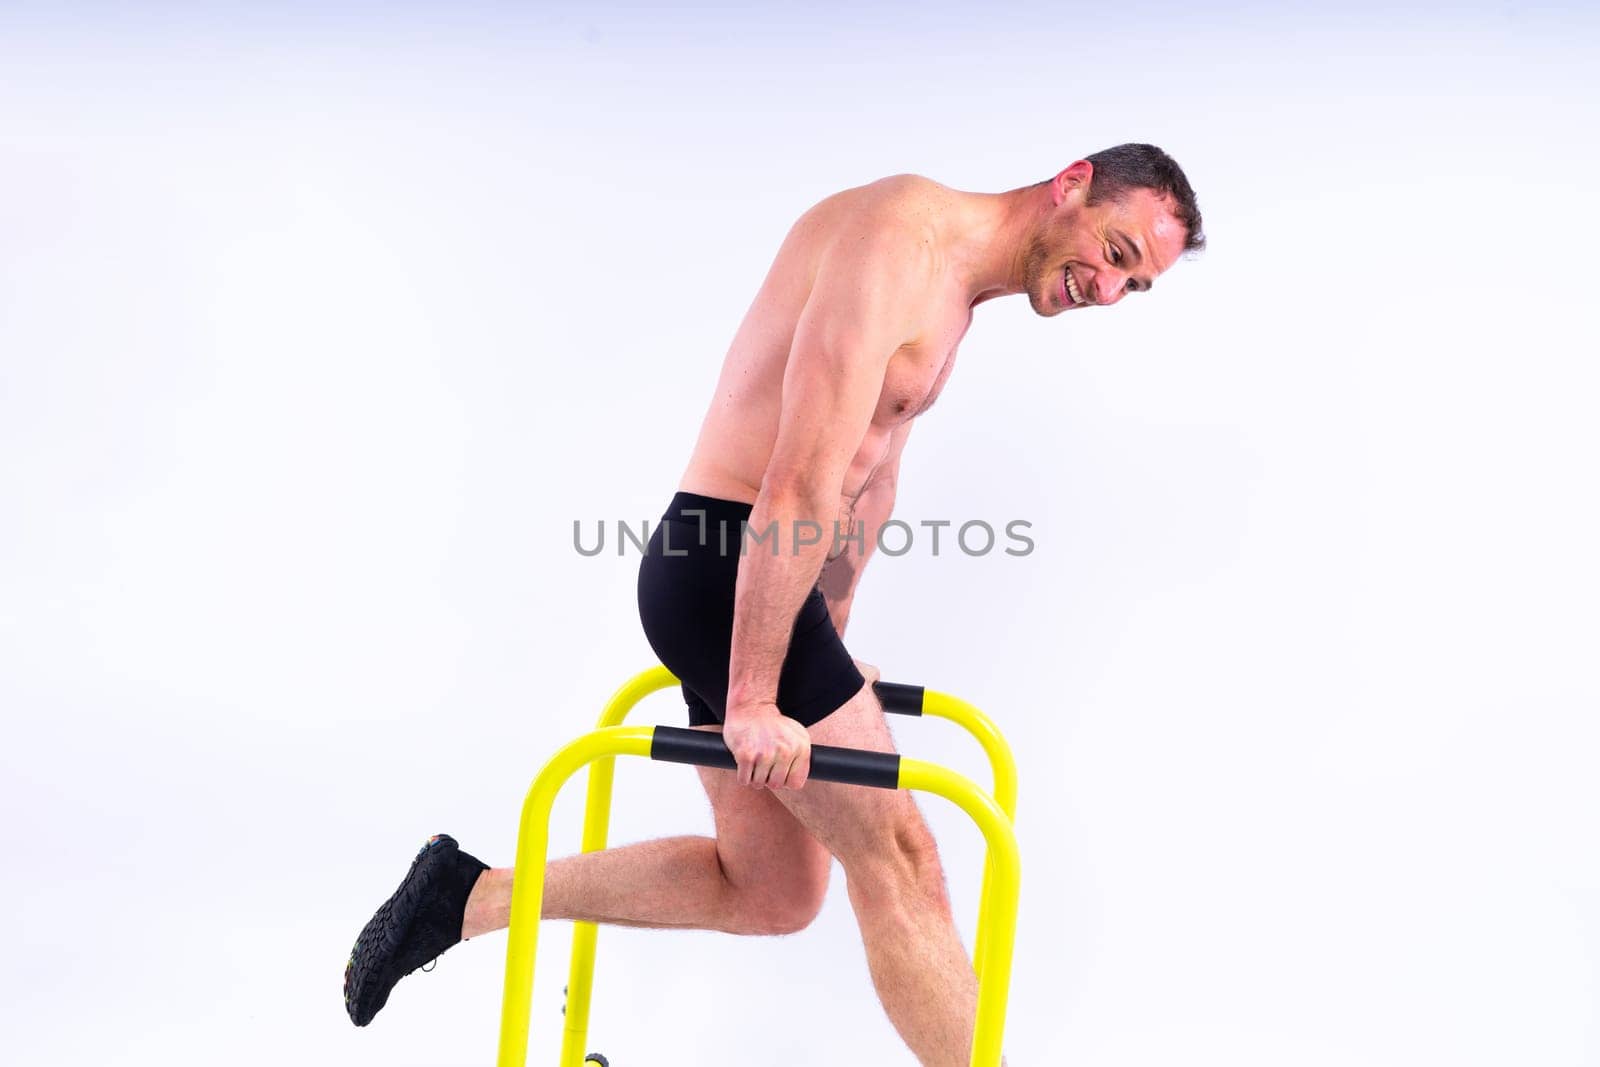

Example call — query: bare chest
[875,311,972,424]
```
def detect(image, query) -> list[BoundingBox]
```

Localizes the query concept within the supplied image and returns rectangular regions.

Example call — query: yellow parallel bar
[920,690,1019,977]
[897,757,1021,1067]
[498,726,657,1067]
[557,668,679,1067]
[919,690,1018,820]
[597,665,679,730]
[546,668,1020,1067]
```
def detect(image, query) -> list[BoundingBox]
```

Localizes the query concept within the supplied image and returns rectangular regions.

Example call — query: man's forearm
[725,489,839,709]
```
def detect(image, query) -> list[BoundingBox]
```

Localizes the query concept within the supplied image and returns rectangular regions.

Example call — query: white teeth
[1065,269,1084,305]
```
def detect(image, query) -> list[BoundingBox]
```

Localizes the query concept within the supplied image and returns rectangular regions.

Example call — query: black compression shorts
[636,491,867,728]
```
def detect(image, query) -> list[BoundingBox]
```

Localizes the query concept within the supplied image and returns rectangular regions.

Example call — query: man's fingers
[730,722,812,789]
[768,749,812,790]
[752,752,776,789]
[768,755,792,791]
[739,750,764,787]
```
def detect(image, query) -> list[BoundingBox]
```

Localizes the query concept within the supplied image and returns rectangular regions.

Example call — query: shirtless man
[346,143,1204,1064]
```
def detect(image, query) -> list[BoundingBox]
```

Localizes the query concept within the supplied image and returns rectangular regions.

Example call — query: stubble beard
[1022,232,1058,316]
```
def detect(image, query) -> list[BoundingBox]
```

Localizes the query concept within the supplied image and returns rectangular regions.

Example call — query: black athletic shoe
[344,833,489,1026]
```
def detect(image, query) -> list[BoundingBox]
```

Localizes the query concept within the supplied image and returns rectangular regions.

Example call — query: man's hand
[723,702,813,790]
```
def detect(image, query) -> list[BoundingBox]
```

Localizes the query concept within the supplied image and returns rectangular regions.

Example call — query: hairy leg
[771,682,1003,1067]
[462,729,830,939]
[465,836,741,936]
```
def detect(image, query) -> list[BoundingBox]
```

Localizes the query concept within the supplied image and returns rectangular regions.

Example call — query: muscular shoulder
[801,175,944,291]
[803,174,942,238]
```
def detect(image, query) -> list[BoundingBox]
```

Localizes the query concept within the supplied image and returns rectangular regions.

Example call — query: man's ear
[1050,160,1094,206]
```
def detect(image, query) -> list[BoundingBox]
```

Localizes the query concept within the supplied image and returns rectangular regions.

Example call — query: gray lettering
[1004,519,1035,557]
[573,520,605,557]
[793,520,824,552]
[680,508,709,545]
[877,519,914,557]
[958,519,995,556]
[832,519,866,556]
[618,520,653,557]
[742,519,779,556]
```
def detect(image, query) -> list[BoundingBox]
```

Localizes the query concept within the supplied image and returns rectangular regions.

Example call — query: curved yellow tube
[558,668,678,1067]
[897,757,1022,1066]
[596,665,679,729]
[498,725,656,1067]
[919,690,1018,820]
[920,689,1020,976]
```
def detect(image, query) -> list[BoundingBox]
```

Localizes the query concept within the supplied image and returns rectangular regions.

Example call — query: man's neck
[939,184,1047,308]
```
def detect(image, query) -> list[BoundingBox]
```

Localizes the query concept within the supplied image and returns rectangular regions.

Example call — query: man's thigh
[768,681,933,869]
[692,725,833,894]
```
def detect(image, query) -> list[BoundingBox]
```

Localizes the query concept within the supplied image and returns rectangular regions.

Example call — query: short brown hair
[1083,143,1205,253]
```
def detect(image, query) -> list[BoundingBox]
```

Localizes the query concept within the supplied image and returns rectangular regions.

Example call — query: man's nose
[1092,271,1128,305]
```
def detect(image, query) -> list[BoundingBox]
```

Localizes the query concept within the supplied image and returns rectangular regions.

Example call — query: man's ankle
[461,866,505,939]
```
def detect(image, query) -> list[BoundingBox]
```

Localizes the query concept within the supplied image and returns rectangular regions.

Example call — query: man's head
[1021,143,1204,316]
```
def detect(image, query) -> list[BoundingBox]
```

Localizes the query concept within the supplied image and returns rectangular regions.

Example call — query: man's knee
[840,805,951,914]
[737,863,830,936]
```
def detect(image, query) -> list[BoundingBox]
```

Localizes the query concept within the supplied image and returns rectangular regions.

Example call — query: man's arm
[818,421,911,638]
[722,226,930,789]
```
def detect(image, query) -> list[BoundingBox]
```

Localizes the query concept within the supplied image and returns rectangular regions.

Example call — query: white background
[2,3,1597,1064]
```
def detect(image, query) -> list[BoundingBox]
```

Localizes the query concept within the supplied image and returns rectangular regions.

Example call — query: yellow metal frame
[497,666,1021,1067]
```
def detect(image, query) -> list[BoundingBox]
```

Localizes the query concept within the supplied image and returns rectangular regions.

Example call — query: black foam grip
[650,726,902,790]
[871,681,925,716]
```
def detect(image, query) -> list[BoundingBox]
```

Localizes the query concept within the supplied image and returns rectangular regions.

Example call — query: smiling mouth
[1063,267,1086,307]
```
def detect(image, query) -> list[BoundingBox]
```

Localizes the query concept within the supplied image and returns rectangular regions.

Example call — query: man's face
[1023,161,1188,316]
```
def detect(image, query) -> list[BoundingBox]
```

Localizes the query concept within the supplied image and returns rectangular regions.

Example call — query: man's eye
[1108,245,1122,264]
